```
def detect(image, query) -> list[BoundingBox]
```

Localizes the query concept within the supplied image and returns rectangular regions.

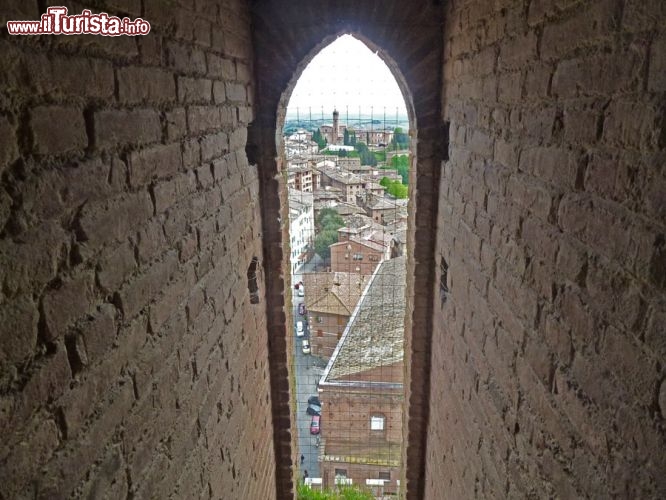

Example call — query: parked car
[298,286,305,297]
[306,403,321,416]
[310,415,320,435]
[302,339,311,354]
[296,321,304,337]
[298,303,306,316]
[308,396,321,406]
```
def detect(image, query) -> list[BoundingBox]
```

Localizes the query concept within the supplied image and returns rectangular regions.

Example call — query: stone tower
[332,108,339,145]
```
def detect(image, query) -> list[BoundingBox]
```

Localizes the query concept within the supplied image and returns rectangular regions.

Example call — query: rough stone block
[129,143,182,187]
[552,50,642,98]
[117,66,176,104]
[115,250,179,319]
[187,105,221,134]
[94,109,161,150]
[166,108,188,141]
[97,240,137,292]
[31,106,87,155]
[42,272,96,340]
[213,80,226,103]
[78,304,117,363]
[207,53,236,80]
[166,40,206,74]
[153,171,197,214]
[136,218,167,266]
[177,76,213,104]
[0,116,18,174]
[0,296,39,365]
[541,0,620,60]
[78,192,154,253]
[201,131,229,162]
[225,82,246,102]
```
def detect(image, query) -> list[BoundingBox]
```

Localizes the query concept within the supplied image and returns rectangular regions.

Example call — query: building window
[378,471,390,481]
[353,253,363,260]
[317,329,323,337]
[334,469,347,478]
[370,415,385,430]
[316,316,323,323]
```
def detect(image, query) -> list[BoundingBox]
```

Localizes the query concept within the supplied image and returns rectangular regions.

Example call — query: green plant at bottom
[296,481,375,500]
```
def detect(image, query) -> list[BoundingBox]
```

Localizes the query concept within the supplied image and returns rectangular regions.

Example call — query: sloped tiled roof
[303,272,369,316]
[324,256,406,381]
[329,236,385,253]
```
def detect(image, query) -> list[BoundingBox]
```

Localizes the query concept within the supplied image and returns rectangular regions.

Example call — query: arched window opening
[279,34,414,495]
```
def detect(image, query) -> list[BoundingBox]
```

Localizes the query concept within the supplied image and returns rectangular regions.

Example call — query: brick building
[317,166,366,203]
[302,272,368,359]
[318,257,406,492]
[287,162,320,192]
[0,1,664,499]
[330,237,387,275]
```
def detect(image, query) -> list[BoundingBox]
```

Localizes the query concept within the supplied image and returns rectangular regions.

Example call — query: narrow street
[292,255,326,481]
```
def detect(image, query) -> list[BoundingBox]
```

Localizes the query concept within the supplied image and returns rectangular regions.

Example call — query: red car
[310,415,320,435]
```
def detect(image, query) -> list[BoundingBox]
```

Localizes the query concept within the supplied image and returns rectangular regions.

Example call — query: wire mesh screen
[280,35,411,498]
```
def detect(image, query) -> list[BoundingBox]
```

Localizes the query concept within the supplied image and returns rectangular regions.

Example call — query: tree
[314,208,344,260]
[312,129,327,150]
[390,154,409,184]
[350,131,356,146]
[316,208,344,232]
[390,127,409,150]
[389,182,408,198]
[380,177,409,199]
[343,128,350,145]
[314,229,338,261]
[354,142,377,166]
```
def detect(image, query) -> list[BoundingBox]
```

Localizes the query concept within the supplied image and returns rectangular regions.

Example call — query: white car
[302,339,311,354]
[296,321,304,337]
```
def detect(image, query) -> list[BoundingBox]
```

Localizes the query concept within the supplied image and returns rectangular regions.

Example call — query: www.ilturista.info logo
[7,6,151,36]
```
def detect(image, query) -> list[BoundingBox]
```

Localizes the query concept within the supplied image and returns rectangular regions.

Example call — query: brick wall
[428,0,666,497]
[0,1,276,498]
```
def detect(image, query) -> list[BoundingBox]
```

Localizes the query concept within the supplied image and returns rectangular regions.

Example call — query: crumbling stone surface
[428,0,666,498]
[0,1,275,498]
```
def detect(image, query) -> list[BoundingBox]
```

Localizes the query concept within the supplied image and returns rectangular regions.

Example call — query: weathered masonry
[0,0,664,499]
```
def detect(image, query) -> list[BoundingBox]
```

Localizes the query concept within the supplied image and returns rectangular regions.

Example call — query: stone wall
[0,1,276,498]
[428,0,666,497]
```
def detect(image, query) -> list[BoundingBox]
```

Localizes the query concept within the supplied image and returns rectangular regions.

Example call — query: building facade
[330,238,386,275]
[288,190,315,274]
[302,272,367,359]
[318,257,406,493]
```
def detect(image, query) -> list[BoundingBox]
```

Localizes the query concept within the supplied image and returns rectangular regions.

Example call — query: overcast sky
[285,35,408,119]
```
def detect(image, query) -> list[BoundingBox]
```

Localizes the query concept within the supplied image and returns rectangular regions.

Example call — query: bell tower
[332,108,339,145]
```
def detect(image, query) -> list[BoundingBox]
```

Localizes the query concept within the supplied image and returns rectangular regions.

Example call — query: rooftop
[321,256,406,383]
[303,272,369,316]
[322,439,402,467]
[368,197,402,210]
[329,236,386,252]
[288,190,313,217]
[318,166,365,185]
